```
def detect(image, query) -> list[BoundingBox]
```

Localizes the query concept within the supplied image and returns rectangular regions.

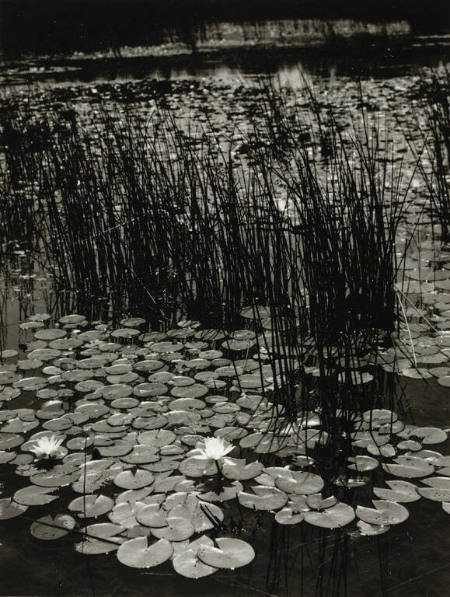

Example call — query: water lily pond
[1,25,450,597]
[0,308,449,596]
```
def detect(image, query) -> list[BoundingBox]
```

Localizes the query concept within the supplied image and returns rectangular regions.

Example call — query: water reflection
[1,33,450,88]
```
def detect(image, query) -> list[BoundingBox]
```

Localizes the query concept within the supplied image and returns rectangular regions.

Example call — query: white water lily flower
[200,437,234,461]
[29,435,64,460]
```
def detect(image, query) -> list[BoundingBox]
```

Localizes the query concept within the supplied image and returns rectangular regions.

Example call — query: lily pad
[69,494,114,518]
[0,498,28,519]
[238,486,287,511]
[383,456,434,479]
[151,516,195,541]
[117,537,173,568]
[114,469,154,490]
[275,507,305,525]
[373,480,420,503]
[276,471,324,495]
[198,537,255,569]
[30,514,76,540]
[356,500,409,526]
[357,520,391,536]
[173,547,217,578]
[14,485,58,506]
[304,502,355,528]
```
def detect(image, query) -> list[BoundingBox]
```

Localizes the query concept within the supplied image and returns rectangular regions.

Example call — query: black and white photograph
[0,1,449,595]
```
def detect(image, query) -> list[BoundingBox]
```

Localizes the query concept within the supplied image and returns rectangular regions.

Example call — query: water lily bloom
[29,435,64,460]
[199,437,234,461]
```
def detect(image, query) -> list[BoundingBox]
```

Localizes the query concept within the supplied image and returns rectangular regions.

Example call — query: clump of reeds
[0,80,413,422]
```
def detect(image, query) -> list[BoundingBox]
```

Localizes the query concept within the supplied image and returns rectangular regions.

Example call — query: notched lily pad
[69,494,114,518]
[356,500,409,526]
[238,486,287,511]
[198,537,255,570]
[117,537,173,568]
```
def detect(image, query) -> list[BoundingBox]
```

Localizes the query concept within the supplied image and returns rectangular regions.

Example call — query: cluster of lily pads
[0,312,449,579]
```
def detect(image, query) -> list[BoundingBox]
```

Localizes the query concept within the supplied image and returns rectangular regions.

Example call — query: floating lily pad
[348,456,379,472]
[14,377,47,391]
[76,536,123,555]
[114,469,154,490]
[30,514,76,540]
[221,459,264,481]
[117,537,173,568]
[383,456,434,479]
[151,516,195,542]
[35,329,66,341]
[0,498,28,519]
[173,547,217,578]
[305,502,355,529]
[413,427,447,445]
[14,485,58,506]
[178,456,218,478]
[276,471,324,495]
[238,486,287,511]
[198,537,255,569]
[69,494,114,518]
[275,507,305,525]
[356,500,409,526]
[0,433,24,450]
[139,429,176,448]
[109,502,146,528]
[357,520,390,536]
[418,478,450,501]
[373,480,420,503]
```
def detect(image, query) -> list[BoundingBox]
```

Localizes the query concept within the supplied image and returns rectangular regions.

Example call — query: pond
[1,21,450,597]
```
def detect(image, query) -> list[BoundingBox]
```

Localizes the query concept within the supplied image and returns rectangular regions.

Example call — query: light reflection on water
[1,34,450,89]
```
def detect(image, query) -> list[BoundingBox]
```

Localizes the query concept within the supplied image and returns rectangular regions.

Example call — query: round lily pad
[238,486,287,511]
[356,500,409,526]
[69,494,114,518]
[151,516,195,542]
[0,498,28,519]
[35,329,66,341]
[275,507,305,525]
[114,469,154,490]
[276,471,324,495]
[14,485,58,506]
[173,547,217,579]
[304,502,355,529]
[373,480,420,502]
[198,537,255,569]
[30,514,76,540]
[383,456,435,478]
[117,537,173,568]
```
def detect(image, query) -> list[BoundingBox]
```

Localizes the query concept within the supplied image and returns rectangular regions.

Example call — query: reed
[0,80,414,425]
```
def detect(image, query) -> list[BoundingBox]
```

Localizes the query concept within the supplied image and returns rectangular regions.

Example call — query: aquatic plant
[29,434,65,460]
[198,437,234,461]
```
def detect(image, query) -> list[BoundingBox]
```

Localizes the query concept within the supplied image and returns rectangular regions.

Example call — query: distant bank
[0,0,449,58]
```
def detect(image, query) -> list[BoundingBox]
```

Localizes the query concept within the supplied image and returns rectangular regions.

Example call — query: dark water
[1,33,450,88]
[0,376,449,597]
